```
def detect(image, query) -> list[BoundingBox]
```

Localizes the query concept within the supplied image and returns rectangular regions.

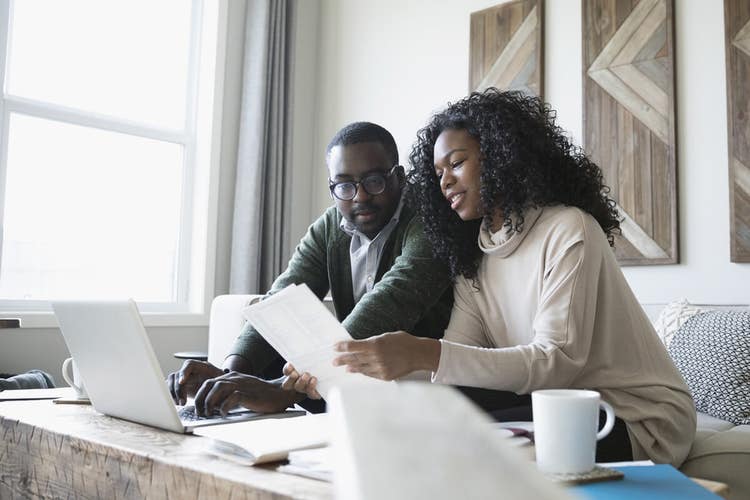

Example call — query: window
[0,1,224,322]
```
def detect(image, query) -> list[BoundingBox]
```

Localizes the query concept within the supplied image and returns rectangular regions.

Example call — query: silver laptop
[52,299,303,433]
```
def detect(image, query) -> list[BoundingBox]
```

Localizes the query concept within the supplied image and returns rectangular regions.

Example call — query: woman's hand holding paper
[332,331,441,381]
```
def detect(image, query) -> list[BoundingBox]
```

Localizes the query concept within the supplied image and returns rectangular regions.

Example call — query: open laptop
[52,299,304,433]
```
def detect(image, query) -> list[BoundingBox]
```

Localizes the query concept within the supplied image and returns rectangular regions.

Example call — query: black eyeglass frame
[328,165,400,201]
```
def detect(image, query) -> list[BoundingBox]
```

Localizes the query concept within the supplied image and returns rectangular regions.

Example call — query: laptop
[52,299,304,433]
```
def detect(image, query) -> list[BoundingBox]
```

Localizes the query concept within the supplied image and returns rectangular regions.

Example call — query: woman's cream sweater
[433,205,696,466]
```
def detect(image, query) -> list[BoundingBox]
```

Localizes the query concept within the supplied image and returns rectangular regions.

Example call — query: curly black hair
[407,88,620,280]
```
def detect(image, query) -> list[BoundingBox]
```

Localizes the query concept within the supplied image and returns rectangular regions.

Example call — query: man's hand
[281,362,322,400]
[193,371,302,417]
[167,360,223,406]
[332,331,441,380]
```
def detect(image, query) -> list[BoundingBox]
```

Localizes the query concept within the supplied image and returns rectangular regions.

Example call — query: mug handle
[61,357,82,391]
[596,400,616,441]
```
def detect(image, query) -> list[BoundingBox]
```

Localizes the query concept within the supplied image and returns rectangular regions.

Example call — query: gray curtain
[229,0,294,294]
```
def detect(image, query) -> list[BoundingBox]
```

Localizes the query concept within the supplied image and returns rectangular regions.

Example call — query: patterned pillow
[667,310,750,425]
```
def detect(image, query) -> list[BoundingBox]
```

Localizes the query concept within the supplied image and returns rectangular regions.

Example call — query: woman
[285,88,695,466]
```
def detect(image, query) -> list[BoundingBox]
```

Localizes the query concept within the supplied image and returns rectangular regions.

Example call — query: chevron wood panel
[583,0,677,265]
[725,0,750,262]
[469,0,543,97]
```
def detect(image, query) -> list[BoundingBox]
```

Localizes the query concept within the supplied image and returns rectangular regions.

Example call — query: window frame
[0,0,228,327]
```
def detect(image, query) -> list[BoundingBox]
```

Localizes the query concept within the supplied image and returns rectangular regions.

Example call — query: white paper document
[327,383,576,500]
[242,284,387,398]
[278,446,333,482]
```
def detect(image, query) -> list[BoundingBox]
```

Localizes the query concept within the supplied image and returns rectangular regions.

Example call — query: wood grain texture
[470,0,544,97]
[0,401,331,500]
[583,0,678,265]
[725,0,750,262]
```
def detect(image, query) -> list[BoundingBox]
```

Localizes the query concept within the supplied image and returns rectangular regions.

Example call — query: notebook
[194,413,330,465]
[0,387,76,401]
[572,464,723,499]
[52,299,303,433]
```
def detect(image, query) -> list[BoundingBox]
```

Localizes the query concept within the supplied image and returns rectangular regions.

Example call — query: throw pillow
[667,310,750,425]
[653,299,706,347]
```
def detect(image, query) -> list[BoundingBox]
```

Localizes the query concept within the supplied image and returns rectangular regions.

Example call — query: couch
[644,302,750,500]
[209,295,750,499]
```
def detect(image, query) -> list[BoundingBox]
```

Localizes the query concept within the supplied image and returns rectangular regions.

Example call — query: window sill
[0,311,210,329]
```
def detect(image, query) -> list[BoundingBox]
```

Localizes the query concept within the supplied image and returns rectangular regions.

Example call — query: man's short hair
[326,122,399,166]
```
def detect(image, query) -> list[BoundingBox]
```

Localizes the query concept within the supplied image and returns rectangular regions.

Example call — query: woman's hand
[332,331,441,381]
[282,362,322,400]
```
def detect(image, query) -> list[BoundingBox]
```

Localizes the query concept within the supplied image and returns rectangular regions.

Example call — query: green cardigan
[228,204,454,376]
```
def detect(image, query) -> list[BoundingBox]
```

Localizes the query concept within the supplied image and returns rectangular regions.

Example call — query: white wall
[307,0,749,305]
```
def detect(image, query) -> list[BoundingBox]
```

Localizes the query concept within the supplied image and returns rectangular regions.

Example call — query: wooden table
[0,400,332,499]
[691,478,731,499]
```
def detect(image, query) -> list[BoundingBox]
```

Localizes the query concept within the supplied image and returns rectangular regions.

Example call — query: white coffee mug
[532,389,615,474]
[61,357,88,399]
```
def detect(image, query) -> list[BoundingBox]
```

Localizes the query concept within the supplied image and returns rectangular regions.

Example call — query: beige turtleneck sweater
[433,205,696,466]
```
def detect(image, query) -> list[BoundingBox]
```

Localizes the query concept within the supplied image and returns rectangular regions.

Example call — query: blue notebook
[572,465,722,499]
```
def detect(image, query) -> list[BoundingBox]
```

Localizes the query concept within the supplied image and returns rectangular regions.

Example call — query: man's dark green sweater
[228,203,454,377]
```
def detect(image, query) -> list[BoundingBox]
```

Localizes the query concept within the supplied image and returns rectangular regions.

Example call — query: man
[168,122,453,416]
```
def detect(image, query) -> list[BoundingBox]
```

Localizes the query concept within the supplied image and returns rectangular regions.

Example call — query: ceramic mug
[61,357,88,399]
[532,389,615,474]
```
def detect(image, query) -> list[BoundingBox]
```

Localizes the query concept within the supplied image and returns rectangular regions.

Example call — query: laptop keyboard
[177,405,223,421]
[177,405,261,422]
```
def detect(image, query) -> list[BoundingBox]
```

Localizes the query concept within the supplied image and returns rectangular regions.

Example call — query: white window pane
[0,114,184,302]
[7,0,192,130]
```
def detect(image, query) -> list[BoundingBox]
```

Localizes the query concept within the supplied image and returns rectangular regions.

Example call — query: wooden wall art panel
[725,0,750,262]
[470,0,543,97]
[583,0,678,265]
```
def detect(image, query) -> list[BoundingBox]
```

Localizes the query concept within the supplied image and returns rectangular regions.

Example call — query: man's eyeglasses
[329,165,399,201]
